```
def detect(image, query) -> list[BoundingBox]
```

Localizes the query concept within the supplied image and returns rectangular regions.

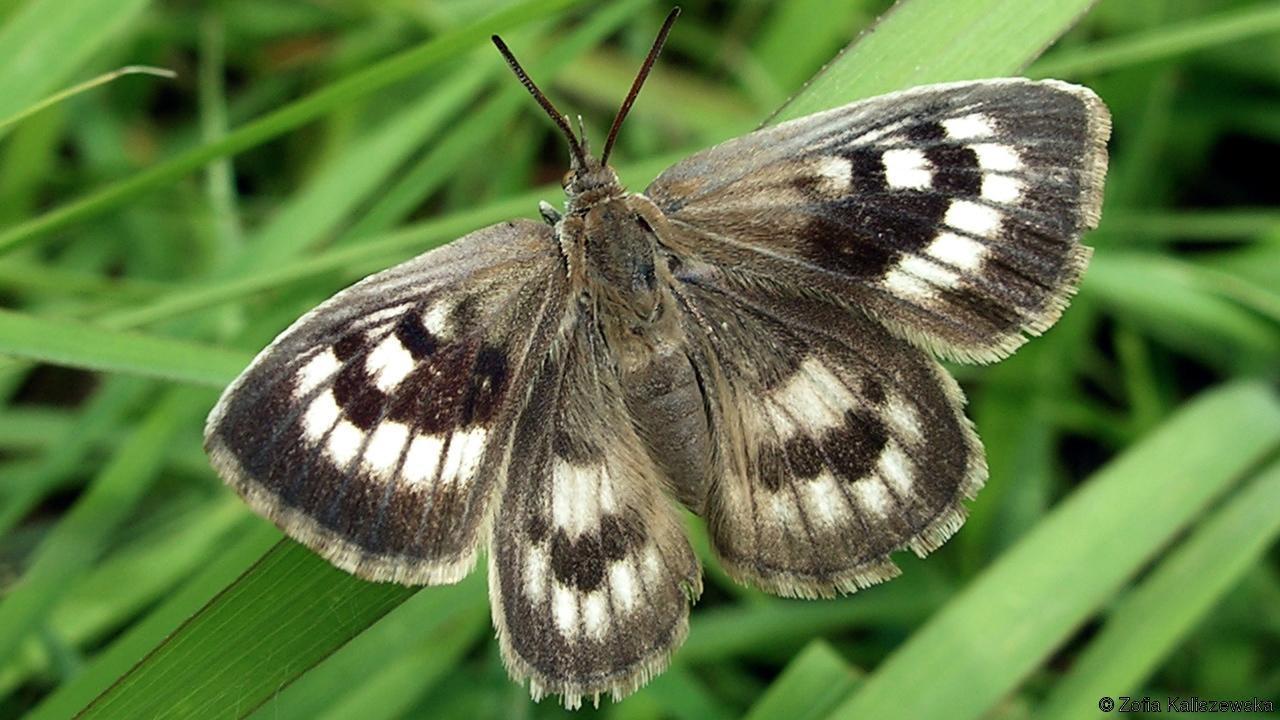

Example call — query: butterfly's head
[493,8,680,211]
[562,150,625,211]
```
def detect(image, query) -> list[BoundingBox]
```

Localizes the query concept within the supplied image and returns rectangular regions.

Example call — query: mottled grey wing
[670,258,984,598]
[489,314,701,709]
[647,78,1109,362]
[204,219,567,585]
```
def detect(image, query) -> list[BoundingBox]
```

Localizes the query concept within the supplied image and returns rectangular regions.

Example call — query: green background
[0,0,1278,718]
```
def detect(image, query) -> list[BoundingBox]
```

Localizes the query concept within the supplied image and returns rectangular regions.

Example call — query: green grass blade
[0,0,153,136]
[1031,2,1280,78]
[311,605,488,720]
[77,541,418,720]
[1084,252,1280,372]
[230,60,491,271]
[682,569,947,664]
[825,382,1280,720]
[1038,457,1280,720]
[0,388,202,665]
[24,521,282,720]
[0,377,150,535]
[0,0,589,256]
[251,573,486,720]
[0,498,246,694]
[637,665,732,720]
[744,640,861,720]
[773,0,1098,122]
[0,308,250,387]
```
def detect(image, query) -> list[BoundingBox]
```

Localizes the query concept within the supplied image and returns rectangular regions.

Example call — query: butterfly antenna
[492,34,588,168]
[600,7,680,166]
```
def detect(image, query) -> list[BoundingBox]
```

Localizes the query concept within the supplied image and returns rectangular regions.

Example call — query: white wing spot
[882,148,932,190]
[525,545,548,604]
[359,303,414,328]
[927,232,986,270]
[982,174,1023,203]
[402,433,445,486]
[303,390,341,441]
[972,143,1021,172]
[440,427,487,487]
[295,350,340,399]
[327,420,365,467]
[768,493,801,524]
[857,119,907,143]
[422,302,452,338]
[945,200,1002,238]
[552,461,603,537]
[773,359,857,436]
[809,156,852,194]
[552,583,579,637]
[642,544,662,583]
[853,478,891,516]
[582,592,610,640]
[879,442,914,494]
[803,473,845,526]
[896,254,960,288]
[884,268,933,300]
[365,335,415,393]
[610,562,638,612]
[363,421,409,476]
[887,397,924,444]
[942,113,994,139]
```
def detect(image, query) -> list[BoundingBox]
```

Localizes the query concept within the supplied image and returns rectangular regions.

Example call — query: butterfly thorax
[557,187,715,510]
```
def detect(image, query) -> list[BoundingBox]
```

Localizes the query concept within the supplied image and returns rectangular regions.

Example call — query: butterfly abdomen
[621,337,713,512]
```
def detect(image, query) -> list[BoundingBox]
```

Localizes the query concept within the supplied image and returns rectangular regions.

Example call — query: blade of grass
[0,377,150,536]
[681,569,948,664]
[0,308,251,387]
[77,541,418,720]
[250,572,486,720]
[824,381,1280,720]
[0,388,203,666]
[24,520,282,720]
[1083,252,1280,372]
[1097,209,1280,243]
[0,0,154,135]
[1038,457,1280,719]
[773,0,1099,122]
[230,59,492,271]
[0,0,590,256]
[1031,2,1280,78]
[744,640,861,720]
[312,604,488,720]
[0,66,175,132]
[637,665,732,720]
[0,498,246,695]
[197,10,244,264]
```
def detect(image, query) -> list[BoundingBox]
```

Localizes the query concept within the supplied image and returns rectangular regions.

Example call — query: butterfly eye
[634,214,654,233]
[562,171,573,188]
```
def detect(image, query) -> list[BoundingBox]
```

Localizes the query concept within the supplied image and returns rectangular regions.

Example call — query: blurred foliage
[0,0,1278,718]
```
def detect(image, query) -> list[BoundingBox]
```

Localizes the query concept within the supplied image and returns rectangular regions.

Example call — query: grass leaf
[0,308,249,387]
[825,382,1280,720]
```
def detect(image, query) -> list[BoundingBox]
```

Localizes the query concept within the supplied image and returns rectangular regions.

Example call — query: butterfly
[204,7,1109,709]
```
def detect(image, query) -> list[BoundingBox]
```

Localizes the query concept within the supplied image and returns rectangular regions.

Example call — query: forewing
[490,317,701,708]
[204,219,567,585]
[647,79,1110,362]
[672,262,985,598]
